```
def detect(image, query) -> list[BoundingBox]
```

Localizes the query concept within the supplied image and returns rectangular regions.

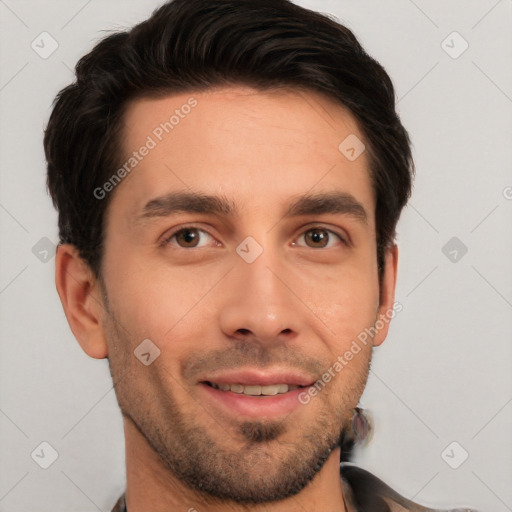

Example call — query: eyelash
[160,224,348,249]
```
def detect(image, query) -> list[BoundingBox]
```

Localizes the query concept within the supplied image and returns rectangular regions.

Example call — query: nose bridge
[219,238,301,341]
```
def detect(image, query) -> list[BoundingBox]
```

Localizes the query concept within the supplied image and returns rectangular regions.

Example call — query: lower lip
[199,383,309,419]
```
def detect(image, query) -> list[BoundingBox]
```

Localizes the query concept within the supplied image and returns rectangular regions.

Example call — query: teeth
[209,382,299,396]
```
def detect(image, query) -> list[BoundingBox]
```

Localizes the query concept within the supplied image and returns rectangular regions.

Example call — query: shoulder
[340,463,480,512]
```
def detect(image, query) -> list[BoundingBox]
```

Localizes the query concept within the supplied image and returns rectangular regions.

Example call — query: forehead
[111,85,375,227]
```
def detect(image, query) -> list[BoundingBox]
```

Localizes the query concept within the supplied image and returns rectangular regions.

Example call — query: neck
[123,419,347,512]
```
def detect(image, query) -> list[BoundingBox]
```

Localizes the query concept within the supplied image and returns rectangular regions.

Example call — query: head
[45,0,413,507]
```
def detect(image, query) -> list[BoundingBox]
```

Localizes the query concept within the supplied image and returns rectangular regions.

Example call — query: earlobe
[55,244,109,359]
[373,244,399,347]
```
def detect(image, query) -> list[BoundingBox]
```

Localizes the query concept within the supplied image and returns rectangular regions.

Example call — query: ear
[373,244,399,347]
[55,244,108,359]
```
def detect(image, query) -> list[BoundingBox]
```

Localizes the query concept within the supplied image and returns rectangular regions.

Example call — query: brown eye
[175,228,201,247]
[305,228,330,248]
[294,227,345,249]
[162,227,216,249]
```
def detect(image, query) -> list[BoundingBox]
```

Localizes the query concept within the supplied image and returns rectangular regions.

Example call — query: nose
[218,246,303,345]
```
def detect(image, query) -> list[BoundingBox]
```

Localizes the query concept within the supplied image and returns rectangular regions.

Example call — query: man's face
[97,86,389,504]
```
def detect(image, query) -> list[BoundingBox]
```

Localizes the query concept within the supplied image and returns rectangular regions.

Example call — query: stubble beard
[102,290,370,506]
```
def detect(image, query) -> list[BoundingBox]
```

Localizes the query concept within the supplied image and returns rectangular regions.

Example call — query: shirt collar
[111,474,358,512]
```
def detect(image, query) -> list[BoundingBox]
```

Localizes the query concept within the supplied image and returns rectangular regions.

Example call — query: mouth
[197,368,317,418]
[202,381,307,397]
[199,376,314,419]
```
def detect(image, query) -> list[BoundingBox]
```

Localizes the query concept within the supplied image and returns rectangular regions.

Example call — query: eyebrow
[135,190,368,226]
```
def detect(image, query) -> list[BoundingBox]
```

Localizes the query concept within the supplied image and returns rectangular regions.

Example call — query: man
[44,0,477,510]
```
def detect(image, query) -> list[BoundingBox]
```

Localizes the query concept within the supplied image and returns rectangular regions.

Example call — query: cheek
[296,261,379,335]
[103,256,220,349]
[318,299,378,370]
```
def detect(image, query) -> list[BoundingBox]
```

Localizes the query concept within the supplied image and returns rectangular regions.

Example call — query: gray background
[1,0,511,511]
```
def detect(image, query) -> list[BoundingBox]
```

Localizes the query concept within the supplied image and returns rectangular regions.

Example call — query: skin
[55,86,398,512]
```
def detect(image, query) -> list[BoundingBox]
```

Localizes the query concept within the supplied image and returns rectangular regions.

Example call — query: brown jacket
[111,464,478,512]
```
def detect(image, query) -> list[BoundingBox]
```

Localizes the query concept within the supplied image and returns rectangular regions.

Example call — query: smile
[205,381,302,396]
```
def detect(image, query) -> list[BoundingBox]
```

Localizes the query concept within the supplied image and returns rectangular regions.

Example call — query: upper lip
[200,368,317,387]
